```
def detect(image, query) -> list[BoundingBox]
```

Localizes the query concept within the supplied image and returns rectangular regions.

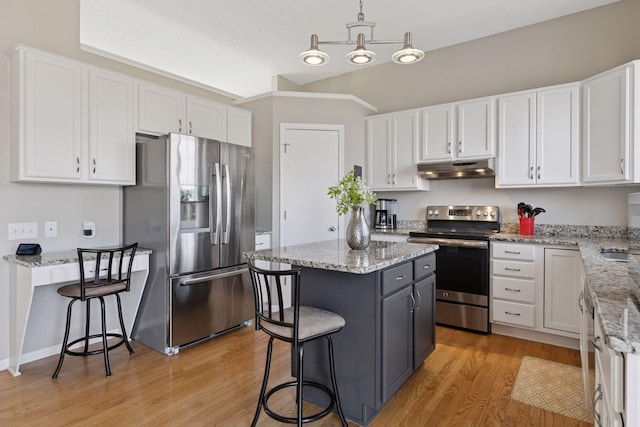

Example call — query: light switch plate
[8,222,38,240]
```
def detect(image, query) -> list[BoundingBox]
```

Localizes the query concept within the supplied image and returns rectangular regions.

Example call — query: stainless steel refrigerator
[123,133,255,355]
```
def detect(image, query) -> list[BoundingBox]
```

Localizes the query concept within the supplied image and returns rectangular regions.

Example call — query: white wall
[0,0,234,367]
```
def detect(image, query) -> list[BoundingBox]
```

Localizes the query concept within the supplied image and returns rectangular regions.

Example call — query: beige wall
[0,0,235,364]
[302,0,640,114]
[299,0,640,226]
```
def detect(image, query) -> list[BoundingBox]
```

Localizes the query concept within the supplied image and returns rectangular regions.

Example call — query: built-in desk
[3,249,151,376]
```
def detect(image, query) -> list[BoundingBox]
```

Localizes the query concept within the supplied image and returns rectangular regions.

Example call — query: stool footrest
[64,333,129,357]
[263,380,336,424]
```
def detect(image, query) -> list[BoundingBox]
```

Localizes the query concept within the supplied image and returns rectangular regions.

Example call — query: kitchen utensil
[532,207,546,217]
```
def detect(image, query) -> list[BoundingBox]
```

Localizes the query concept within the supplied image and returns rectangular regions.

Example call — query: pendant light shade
[345,33,377,65]
[299,34,330,66]
[392,32,425,64]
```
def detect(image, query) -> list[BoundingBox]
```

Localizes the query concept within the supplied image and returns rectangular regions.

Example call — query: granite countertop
[491,232,640,354]
[243,239,438,274]
[3,247,152,268]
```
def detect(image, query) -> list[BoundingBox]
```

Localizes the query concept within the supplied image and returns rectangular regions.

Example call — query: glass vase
[346,206,371,250]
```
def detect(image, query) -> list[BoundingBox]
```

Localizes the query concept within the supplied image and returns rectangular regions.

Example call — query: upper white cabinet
[496,83,580,188]
[137,82,251,146]
[366,111,428,191]
[419,97,496,163]
[582,62,634,184]
[10,45,135,185]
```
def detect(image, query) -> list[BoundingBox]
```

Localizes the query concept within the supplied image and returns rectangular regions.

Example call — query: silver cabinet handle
[593,383,603,427]
[529,166,534,179]
[504,267,521,272]
[76,157,80,173]
[592,336,602,352]
[458,140,462,153]
[178,119,182,132]
[387,174,391,185]
[537,165,541,180]
[392,174,396,185]
[621,158,624,175]
[256,242,264,246]
[423,264,430,269]
[189,121,193,134]
[92,158,96,174]
[329,226,337,232]
[505,288,521,292]
[505,250,520,254]
[578,291,584,313]
[409,293,416,313]
[447,141,451,154]
[396,275,406,281]
[505,311,521,316]
[415,290,422,310]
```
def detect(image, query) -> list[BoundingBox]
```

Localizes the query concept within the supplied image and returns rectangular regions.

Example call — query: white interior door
[280,124,344,247]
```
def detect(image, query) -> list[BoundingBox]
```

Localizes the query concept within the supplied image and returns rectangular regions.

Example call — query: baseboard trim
[491,323,580,350]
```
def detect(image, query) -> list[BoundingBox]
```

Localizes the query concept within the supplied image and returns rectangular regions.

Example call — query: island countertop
[243,239,438,274]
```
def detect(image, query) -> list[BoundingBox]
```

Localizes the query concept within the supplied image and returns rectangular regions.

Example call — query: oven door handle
[408,237,488,249]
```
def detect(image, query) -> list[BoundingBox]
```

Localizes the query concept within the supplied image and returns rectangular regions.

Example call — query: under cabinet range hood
[417,159,495,180]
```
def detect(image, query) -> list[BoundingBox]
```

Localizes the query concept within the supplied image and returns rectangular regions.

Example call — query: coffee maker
[374,198,397,230]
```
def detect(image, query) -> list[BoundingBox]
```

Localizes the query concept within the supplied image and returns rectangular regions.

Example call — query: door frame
[279,123,345,247]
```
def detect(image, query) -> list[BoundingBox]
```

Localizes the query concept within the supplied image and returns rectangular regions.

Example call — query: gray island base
[244,239,438,426]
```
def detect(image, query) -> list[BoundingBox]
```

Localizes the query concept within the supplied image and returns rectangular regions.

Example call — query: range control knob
[490,211,496,218]
[476,211,482,217]
[434,210,439,216]
[428,210,433,216]
[483,212,489,217]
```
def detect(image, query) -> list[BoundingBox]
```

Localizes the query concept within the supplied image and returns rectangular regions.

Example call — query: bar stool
[52,243,138,379]
[247,259,348,427]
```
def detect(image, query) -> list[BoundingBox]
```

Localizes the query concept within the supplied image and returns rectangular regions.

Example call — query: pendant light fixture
[299,0,424,66]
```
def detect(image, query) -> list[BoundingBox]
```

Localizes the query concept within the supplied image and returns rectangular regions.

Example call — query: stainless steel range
[408,206,500,333]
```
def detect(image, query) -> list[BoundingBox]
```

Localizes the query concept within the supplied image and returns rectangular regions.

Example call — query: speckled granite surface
[3,248,152,268]
[492,232,640,355]
[244,239,437,274]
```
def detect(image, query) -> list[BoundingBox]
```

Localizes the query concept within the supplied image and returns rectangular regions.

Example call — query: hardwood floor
[0,326,592,426]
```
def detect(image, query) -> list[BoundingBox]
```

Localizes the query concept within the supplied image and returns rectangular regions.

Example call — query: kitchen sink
[601,251,628,262]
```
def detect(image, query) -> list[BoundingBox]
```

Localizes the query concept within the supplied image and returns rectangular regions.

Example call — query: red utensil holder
[519,218,535,236]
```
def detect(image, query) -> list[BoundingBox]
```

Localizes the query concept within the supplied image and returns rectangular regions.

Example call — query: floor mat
[511,355,593,423]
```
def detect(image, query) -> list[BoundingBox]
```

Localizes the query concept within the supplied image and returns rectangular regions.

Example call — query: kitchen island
[244,239,438,426]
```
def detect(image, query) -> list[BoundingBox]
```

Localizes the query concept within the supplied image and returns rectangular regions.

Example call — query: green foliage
[327,170,377,215]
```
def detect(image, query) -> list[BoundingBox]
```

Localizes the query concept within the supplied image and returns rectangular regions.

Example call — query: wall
[239,93,374,246]
[0,0,235,367]
[300,0,640,226]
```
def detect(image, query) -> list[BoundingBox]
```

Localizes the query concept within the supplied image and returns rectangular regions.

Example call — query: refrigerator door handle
[211,162,222,245]
[179,268,248,286]
[223,163,232,245]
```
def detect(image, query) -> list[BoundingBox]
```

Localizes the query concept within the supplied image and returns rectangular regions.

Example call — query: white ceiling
[80,0,620,99]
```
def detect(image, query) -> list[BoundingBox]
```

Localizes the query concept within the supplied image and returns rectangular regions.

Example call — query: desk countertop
[3,248,152,268]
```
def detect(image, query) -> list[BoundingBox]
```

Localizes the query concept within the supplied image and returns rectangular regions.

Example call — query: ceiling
[80,0,620,99]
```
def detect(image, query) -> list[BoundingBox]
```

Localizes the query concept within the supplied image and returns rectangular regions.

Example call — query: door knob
[329,226,337,232]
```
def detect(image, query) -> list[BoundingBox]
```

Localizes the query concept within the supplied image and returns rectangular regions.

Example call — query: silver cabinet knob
[329,226,337,232]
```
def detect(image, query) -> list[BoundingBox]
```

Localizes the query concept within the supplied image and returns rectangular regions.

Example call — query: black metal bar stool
[247,259,348,427]
[52,243,138,379]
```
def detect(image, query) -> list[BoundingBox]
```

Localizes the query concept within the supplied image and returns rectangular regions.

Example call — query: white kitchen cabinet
[10,46,83,182]
[496,83,580,188]
[583,62,635,184]
[543,248,581,334]
[419,97,496,163]
[88,68,135,184]
[10,45,135,185]
[366,111,428,191]
[137,82,251,146]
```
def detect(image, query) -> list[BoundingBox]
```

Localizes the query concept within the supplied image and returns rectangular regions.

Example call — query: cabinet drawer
[492,276,535,303]
[414,253,436,280]
[255,233,271,250]
[492,259,535,279]
[492,243,535,261]
[594,315,624,413]
[492,300,535,327]
[382,262,413,296]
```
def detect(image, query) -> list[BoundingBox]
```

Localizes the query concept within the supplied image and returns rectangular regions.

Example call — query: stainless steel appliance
[123,133,255,354]
[374,198,397,230]
[408,205,500,333]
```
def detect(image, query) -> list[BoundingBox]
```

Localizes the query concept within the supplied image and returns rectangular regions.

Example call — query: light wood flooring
[0,326,592,426]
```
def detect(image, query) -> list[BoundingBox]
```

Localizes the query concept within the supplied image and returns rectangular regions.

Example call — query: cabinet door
[186,96,227,141]
[543,248,581,334]
[137,83,185,135]
[583,65,631,184]
[391,111,420,189]
[457,97,495,159]
[227,106,252,146]
[382,285,413,402]
[496,92,536,187]
[419,104,454,162]
[413,275,435,369]
[88,68,135,184]
[537,84,580,186]
[23,49,83,180]
[366,116,392,189]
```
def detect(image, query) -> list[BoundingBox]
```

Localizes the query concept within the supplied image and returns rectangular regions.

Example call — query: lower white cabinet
[491,242,581,340]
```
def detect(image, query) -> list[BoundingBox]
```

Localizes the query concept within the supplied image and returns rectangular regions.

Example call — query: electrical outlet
[82,221,96,238]
[8,222,38,240]
[44,221,57,237]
